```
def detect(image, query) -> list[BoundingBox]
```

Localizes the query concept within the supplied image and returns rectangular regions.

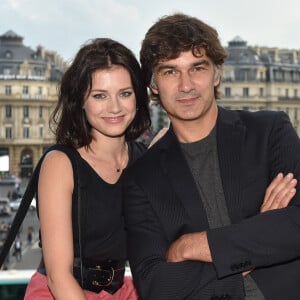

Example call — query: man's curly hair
[140,13,227,100]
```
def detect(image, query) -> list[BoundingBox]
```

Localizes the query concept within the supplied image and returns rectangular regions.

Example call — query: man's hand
[243,173,297,277]
[166,173,297,264]
[166,231,212,263]
[260,173,297,212]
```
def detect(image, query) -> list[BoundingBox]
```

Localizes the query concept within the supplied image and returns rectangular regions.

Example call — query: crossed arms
[124,113,300,299]
[166,172,297,265]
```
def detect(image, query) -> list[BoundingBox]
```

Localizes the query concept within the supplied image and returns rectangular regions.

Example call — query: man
[124,13,300,299]
[14,236,22,262]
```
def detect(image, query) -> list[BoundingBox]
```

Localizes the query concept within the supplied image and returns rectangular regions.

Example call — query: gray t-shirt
[180,127,264,300]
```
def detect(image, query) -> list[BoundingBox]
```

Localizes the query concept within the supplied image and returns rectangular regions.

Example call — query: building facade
[1,32,299,176]
[151,37,300,135]
[219,36,300,134]
[0,30,67,177]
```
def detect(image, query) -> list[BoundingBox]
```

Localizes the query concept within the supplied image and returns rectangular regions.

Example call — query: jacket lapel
[160,129,209,230]
[159,107,246,228]
[217,107,246,222]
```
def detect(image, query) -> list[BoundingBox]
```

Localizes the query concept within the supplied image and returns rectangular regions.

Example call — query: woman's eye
[93,93,106,99]
[120,91,133,97]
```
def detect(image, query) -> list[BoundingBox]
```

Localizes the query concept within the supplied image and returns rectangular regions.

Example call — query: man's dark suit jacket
[124,107,300,300]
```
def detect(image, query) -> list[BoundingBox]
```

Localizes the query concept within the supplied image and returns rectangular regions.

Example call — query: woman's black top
[38,142,146,266]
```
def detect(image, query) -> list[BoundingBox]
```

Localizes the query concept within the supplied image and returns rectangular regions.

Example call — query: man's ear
[150,76,159,94]
[150,85,159,95]
[214,65,222,86]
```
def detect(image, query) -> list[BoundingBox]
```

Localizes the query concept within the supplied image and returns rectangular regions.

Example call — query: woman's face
[83,65,136,139]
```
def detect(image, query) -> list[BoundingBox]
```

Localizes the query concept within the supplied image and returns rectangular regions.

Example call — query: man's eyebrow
[193,59,210,66]
[156,65,176,72]
[156,59,210,72]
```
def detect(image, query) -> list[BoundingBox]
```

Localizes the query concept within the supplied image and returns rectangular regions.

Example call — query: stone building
[0,30,67,177]
[1,31,299,176]
[153,37,300,135]
[219,36,300,134]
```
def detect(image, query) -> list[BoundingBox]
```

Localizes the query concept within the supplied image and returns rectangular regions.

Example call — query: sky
[0,0,299,63]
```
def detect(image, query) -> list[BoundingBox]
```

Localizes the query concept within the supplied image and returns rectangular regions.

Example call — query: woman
[25,38,151,299]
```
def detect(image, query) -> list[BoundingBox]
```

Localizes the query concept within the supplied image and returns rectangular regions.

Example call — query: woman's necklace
[115,143,128,173]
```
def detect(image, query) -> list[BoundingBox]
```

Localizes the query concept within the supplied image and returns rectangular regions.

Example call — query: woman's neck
[77,136,129,181]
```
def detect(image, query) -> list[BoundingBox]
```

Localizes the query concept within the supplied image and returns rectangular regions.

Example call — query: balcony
[0,74,46,81]
[21,94,48,100]
[278,96,300,101]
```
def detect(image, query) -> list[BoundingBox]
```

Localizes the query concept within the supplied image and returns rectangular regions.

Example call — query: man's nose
[178,72,194,92]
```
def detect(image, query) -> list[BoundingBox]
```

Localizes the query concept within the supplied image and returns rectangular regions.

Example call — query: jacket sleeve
[208,112,300,278]
[124,173,244,300]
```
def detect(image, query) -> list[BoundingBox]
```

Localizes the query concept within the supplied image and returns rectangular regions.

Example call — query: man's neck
[171,105,218,143]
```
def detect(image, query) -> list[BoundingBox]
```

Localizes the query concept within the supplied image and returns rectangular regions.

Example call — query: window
[277,88,281,96]
[5,127,12,139]
[243,87,249,97]
[294,72,300,81]
[285,71,292,81]
[38,86,43,95]
[23,106,29,118]
[225,87,231,97]
[34,68,44,76]
[3,68,11,75]
[259,71,264,81]
[4,51,12,59]
[242,70,249,81]
[294,89,298,98]
[23,127,30,138]
[23,86,29,95]
[285,89,289,97]
[259,88,264,97]
[5,85,12,95]
[39,106,43,118]
[5,105,12,118]
[39,126,44,137]
[274,70,283,81]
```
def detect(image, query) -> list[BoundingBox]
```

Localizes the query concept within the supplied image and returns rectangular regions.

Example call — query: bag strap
[0,144,83,270]
[71,148,84,286]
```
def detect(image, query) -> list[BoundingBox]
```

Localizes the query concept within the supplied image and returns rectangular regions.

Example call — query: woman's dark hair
[51,38,151,147]
[140,13,227,100]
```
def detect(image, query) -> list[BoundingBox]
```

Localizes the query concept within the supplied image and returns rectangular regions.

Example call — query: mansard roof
[225,37,300,67]
[226,36,263,65]
[0,30,42,62]
[0,30,67,80]
[1,30,23,40]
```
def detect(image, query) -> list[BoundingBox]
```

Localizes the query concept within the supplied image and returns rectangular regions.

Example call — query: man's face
[151,49,220,126]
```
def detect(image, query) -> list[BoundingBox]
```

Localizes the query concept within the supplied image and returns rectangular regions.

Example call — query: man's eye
[163,69,177,76]
[193,66,205,72]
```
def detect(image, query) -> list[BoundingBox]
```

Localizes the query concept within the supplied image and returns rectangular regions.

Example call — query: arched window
[20,149,33,178]
[4,51,13,59]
